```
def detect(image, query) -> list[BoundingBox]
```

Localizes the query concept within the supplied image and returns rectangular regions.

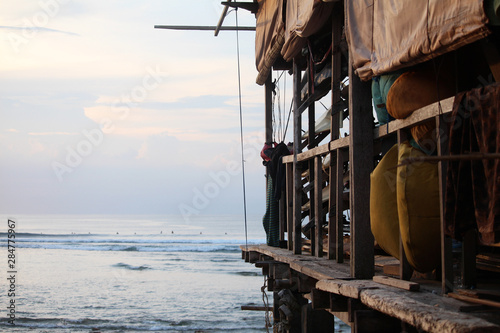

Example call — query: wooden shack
[236,0,500,332]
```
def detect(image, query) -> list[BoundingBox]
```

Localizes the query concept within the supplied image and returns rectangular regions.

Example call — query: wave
[113,263,152,270]
[0,316,265,332]
[0,233,263,244]
[0,233,264,253]
[5,242,252,253]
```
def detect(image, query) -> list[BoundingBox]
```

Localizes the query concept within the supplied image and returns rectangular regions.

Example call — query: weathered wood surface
[373,275,420,291]
[316,279,379,299]
[282,137,348,164]
[242,244,500,333]
[374,96,454,139]
[361,289,500,333]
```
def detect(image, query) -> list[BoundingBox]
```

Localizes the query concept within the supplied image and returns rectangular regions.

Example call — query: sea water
[0,215,350,332]
[0,215,269,332]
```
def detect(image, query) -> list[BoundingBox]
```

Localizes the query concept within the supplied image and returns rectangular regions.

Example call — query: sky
[0,0,295,218]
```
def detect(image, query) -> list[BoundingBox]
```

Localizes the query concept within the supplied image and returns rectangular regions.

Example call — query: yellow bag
[397,142,441,272]
[370,144,400,260]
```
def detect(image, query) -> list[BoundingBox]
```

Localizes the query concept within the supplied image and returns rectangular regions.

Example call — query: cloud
[28,132,79,136]
[0,25,79,36]
[0,0,266,215]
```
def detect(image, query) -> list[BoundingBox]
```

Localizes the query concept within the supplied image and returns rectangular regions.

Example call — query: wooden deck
[242,245,500,333]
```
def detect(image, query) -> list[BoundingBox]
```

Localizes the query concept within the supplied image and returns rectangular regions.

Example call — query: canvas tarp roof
[281,0,334,62]
[346,0,491,81]
[255,0,285,85]
[255,0,334,85]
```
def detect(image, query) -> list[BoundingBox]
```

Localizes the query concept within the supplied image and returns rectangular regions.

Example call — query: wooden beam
[221,1,259,13]
[373,276,420,291]
[311,288,331,310]
[348,64,374,279]
[241,305,272,311]
[214,0,231,36]
[373,97,454,139]
[302,303,336,333]
[154,25,255,31]
[353,310,402,333]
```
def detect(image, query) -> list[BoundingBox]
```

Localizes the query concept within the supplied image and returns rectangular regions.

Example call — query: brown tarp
[255,0,284,85]
[346,0,491,81]
[445,83,500,245]
[281,0,334,62]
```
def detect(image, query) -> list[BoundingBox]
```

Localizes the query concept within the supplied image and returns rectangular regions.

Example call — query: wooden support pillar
[302,303,335,333]
[330,293,349,312]
[265,73,273,144]
[462,229,477,289]
[307,51,317,256]
[286,162,294,251]
[314,155,324,257]
[397,130,413,280]
[328,1,343,261]
[348,65,374,279]
[311,288,330,310]
[309,157,316,256]
[328,152,337,260]
[279,188,286,247]
[353,310,401,333]
[294,272,317,293]
[293,60,303,255]
[337,149,347,262]
[436,115,453,293]
[330,4,342,142]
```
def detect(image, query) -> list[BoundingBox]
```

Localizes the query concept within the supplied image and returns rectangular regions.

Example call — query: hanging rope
[234,8,249,251]
[261,276,272,332]
[271,70,292,143]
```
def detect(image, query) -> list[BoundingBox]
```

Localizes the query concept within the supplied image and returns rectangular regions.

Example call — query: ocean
[0,215,350,333]
[0,215,269,332]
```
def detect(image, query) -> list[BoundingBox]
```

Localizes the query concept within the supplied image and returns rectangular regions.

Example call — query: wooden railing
[279,92,456,290]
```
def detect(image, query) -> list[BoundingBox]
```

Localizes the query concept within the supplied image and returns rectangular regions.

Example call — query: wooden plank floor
[241,244,500,333]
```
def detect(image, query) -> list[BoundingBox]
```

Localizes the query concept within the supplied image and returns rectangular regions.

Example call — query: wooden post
[348,64,374,279]
[436,115,453,293]
[293,60,303,255]
[314,155,324,257]
[309,156,316,255]
[302,303,335,333]
[286,162,294,251]
[279,190,286,246]
[336,149,347,263]
[462,229,477,288]
[307,52,317,256]
[328,152,337,260]
[397,130,413,280]
[265,71,273,144]
[328,8,343,261]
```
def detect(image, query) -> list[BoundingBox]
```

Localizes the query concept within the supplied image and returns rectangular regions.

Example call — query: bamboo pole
[154,25,255,31]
